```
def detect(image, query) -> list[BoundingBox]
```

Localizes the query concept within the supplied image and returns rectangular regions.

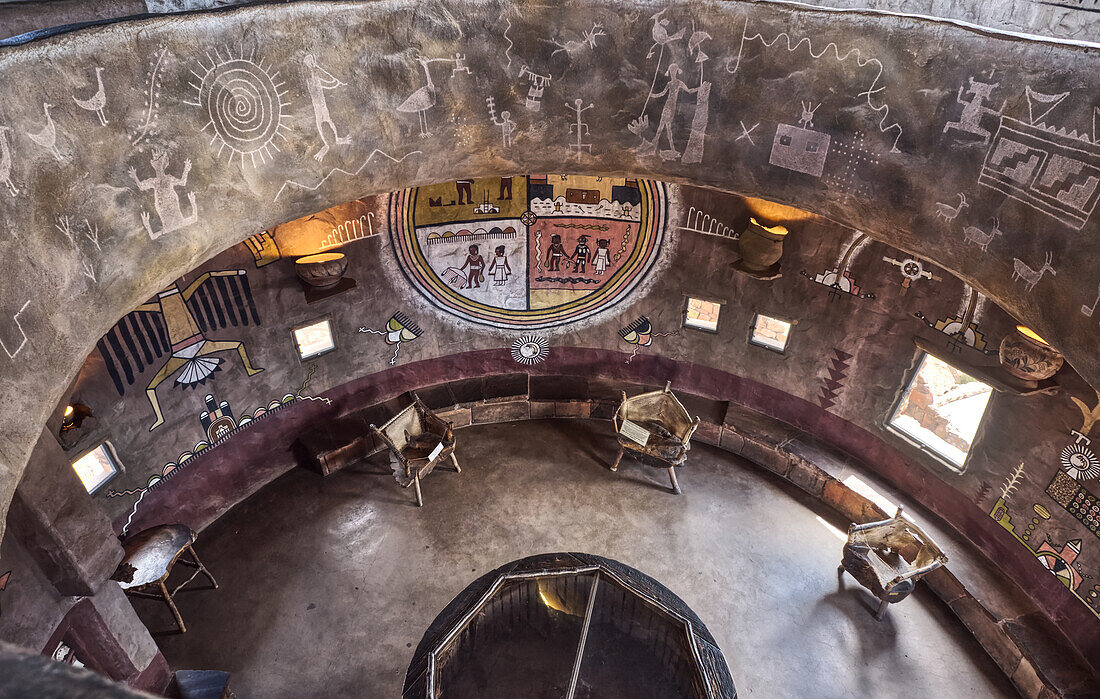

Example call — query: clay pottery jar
[295,252,348,288]
[736,218,788,273]
[999,325,1063,381]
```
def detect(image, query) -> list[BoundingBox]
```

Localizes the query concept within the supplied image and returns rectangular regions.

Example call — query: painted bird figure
[73,67,108,126]
[28,102,63,162]
[397,57,440,138]
[647,9,686,58]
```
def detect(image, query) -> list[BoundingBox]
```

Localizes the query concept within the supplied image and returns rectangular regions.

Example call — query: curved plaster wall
[1,0,1100,616]
[35,180,1100,676]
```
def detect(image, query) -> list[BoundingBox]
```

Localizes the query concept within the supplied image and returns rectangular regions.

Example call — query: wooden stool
[112,524,218,633]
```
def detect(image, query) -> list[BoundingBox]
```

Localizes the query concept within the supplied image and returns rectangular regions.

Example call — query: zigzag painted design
[818,348,852,410]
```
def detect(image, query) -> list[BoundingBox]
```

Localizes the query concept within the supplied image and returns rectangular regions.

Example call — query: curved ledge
[109,347,1100,685]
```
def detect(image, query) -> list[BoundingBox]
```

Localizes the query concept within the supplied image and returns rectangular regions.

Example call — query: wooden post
[413,473,423,507]
[876,598,889,620]
[449,452,462,473]
[667,466,681,494]
[159,580,187,633]
[187,544,218,589]
[610,447,624,472]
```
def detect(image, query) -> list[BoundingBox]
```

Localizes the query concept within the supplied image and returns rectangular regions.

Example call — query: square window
[684,297,721,332]
[806,143,818,152]
[887,352,993,471]
[779,135,792,146]
[749,313,791,353]
[293,318,336,360]
[72,443,120,494]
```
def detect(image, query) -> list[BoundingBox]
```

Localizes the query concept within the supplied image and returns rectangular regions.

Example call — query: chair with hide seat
[371,393,461,506]
[838,505,948,619]
[611,381,700,494]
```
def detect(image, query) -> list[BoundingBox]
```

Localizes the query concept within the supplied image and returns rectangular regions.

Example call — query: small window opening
[684,297,721,332]
[71,443,120,494]
[888,352,993,471]
[750,314,791,353]
[293,318,336,360]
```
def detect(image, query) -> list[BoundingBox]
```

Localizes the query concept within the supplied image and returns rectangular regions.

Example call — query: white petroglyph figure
[1082,282,1100,318]
[129,150,198,240]
[0,127,17,195]
[943,77,1005,145]
[962,217,1003,252]
[1012,252,1056,293]
[630,11,710,163]
[397,56,451,138]
[304,54,350,161]
[737,121,759,146]
[186,47,291,167]
[27,102,63,162]
[934,192,968,221]
[0,300,31,359]
[486,97,517,148]
[549,22,606,58]
[567,98,594,157]
[73,66,108,126]
[518,66,551,111]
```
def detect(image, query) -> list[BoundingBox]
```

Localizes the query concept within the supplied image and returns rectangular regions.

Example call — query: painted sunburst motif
[185,45,291,167]
[1061,443,1100,480]
[511,335,549,365]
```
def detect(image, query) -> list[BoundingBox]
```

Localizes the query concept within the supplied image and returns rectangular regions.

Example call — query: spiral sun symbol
[1061,443,1100,481]
[511,335,549,365]
[185,46,291,167]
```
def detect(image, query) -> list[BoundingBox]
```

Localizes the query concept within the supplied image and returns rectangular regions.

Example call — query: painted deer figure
[962,217,1002,252]
[934,193,968,221]
[1012,252,1056,293]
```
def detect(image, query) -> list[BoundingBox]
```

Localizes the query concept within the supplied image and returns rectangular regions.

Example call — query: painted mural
[389,175,666,329]
[105,367,331,536]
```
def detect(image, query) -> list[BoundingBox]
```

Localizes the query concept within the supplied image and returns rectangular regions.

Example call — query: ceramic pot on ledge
[732,218,788,279]
[999,325,1063,381]
[295,252,348,288]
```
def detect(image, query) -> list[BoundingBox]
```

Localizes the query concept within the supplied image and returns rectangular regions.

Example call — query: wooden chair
[111,524,218,634]
[611,381,700,493]
[838,505,948,619]
[370,393,460,506]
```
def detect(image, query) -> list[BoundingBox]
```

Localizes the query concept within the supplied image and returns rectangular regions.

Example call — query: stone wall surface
[0,0,1100,683]
[4,0,1099,43]
[2,0,1100,551]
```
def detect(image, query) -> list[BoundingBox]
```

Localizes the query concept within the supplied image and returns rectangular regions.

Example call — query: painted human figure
[571,235,591,274]
[304,54,351,161]
[488,245,512,286]
[546,234,567,271]
[129,149,197,240]
[460,244,485,288]
[499,176,513,200]
[134,271,264,431]
[492,110,517,148]
[648,63,698,160]
[456,179,473,205]
[593,238,611,275]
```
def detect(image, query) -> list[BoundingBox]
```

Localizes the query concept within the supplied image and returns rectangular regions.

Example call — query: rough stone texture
[7,430,122,596]
[1,0,1100,557]
[470,400,529,424]
[0,640,156,698]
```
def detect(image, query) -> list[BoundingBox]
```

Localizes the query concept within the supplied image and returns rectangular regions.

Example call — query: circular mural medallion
[390,176,667,329]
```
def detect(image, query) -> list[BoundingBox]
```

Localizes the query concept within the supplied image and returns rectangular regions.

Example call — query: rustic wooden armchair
[370,394,460,507]
[611,381,701,494]
[838,505,947,619]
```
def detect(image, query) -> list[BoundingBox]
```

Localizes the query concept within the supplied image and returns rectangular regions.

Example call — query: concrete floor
[138,419,1015,698]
